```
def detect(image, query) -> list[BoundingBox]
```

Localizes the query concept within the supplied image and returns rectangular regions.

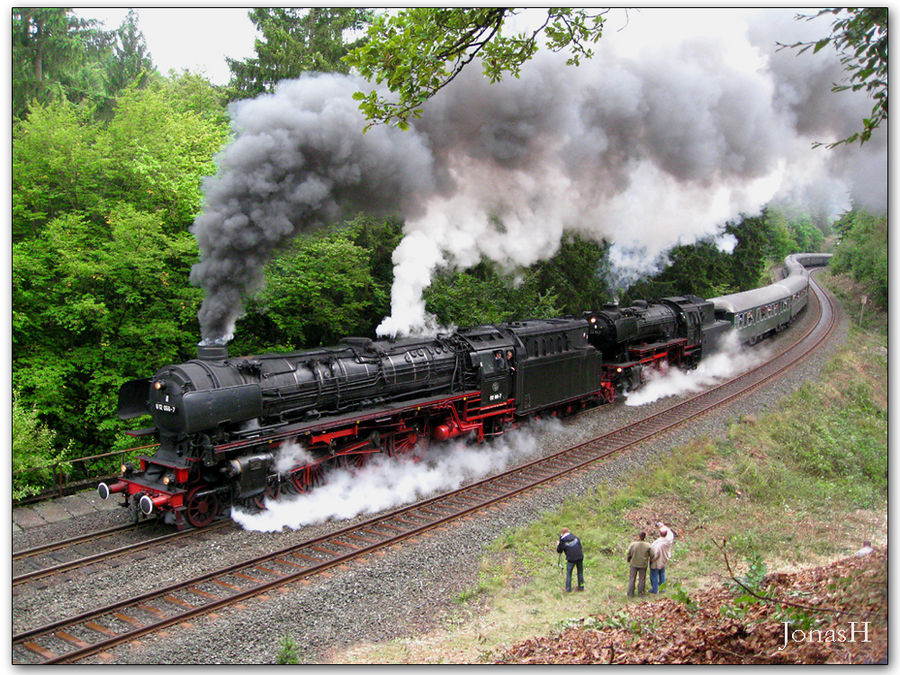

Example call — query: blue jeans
[650,566,666,593]
[565,559,584,591]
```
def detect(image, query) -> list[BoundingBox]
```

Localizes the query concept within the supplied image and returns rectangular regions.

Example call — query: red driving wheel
[185,487,219,528]
[290,464,324,493]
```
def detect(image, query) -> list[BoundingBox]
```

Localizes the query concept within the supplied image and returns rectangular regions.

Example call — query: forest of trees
[11,9,886,497]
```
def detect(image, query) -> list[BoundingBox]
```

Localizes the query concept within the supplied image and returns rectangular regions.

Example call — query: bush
[830,210,887,307]
[12,391,70,499]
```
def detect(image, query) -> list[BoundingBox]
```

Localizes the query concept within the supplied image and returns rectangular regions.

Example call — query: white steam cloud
[624,331,767,407]
[272,441,316,476]
[230,418,561,532]
[190,9,885,342]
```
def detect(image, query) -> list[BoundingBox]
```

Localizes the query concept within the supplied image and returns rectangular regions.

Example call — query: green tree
[13,207,202,456]
[12,8,114,119]
[780,8,887,147]
[830,209,887,306]
[424,261,559,328]
[764,211,797,263]
[12,98,106,240]
[236,231,387,351]
[724,213,777,291]
[103,9,154,96]
[345,8,608,129]
[624,239,734,302]
[532,234,612,314]
[12,74,230,241]
[101,76,231,228]
[227,8,373,100]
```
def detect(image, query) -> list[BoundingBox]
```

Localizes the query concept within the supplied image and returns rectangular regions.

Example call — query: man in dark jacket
[626,531,652,596]
[557,527,584,592]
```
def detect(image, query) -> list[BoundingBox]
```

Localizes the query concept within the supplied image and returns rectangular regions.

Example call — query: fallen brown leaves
[498,550,886,664]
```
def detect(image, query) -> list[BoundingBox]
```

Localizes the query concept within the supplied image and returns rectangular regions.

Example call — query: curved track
[13,275,836,664]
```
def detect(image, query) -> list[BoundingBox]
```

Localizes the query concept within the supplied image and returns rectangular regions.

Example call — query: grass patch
[330,327,887,664]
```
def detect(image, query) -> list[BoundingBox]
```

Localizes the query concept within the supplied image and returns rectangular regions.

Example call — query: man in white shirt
[649,522,675,593]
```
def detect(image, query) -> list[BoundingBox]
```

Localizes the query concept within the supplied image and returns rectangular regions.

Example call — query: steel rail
[14,522,148,560]
[13,521,231,586]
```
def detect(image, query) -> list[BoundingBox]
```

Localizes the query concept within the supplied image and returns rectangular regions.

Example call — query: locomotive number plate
[154,403,177,413]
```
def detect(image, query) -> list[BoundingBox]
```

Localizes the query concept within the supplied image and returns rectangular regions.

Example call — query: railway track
[12,521,231,587]
[12,276,836,664]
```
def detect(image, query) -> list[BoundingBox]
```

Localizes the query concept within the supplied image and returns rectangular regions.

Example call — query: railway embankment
[331,278,886,664]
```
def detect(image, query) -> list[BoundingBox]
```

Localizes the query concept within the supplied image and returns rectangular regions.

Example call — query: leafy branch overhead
[343,8,608,130]
[779,8,887,147]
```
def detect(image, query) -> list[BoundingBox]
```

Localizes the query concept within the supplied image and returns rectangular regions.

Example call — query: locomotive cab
[459,327,516,407]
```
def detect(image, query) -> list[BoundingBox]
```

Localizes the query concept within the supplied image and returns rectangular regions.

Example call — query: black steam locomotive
[100,293,730,527]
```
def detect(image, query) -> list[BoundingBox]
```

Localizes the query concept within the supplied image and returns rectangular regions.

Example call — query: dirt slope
[499,550,887,664]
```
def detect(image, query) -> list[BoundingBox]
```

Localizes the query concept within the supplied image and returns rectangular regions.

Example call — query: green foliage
[102,10,153,97]
[13,207,202,456]
[830,209,887,307]
[13,8,159,121]
[227,8,373,100]
[231,217,404,353]
[101,76,230,228]
[669,581,699,614]
[424,262,560,328]
[533,234,612,313]
[12,73,230,241]
[238,231,388,350]
[275,635,301,664]
[721,553,822,632]
[12,74,224,457]
[345,8,606,129]
[12,391,72,499]
[625,238,734,301]
[594,610,658,636]
[780,9,887,147]
[12,98,105,239]
[12,9,113,119]
[625,208,827,302]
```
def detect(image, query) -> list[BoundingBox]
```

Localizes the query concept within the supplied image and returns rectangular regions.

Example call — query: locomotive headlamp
[120,464,127,474]
[154,381,163,390]
[616,367,623,373]
[590,317,597,324]
[163,473,175,486]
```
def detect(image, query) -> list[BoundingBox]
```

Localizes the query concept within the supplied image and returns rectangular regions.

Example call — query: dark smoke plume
[191,9,886,342]
[190,74,434,344]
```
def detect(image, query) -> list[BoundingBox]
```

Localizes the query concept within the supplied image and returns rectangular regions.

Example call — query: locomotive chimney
[197,344,228,361]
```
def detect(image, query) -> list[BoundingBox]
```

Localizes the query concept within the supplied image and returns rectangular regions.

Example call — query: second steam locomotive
[100,254,828,528]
